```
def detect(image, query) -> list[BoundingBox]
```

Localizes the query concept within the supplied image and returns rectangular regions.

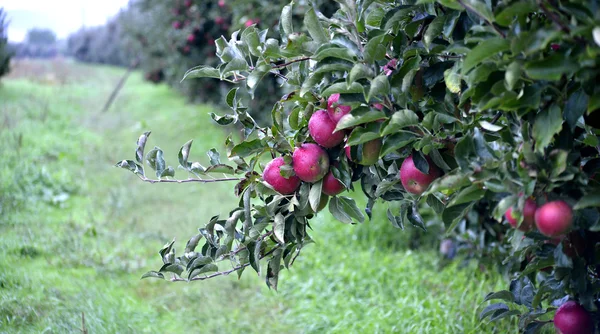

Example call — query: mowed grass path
[0,59,518,333]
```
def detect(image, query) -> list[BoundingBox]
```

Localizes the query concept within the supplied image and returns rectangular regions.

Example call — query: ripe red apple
[505,198,537,231]
[308,109,345,148]
[173,21,183,30]
[345,139,382,166]
[399,155,441,195]
[551,43,560,51]
[215,16,225,25]
[245,19,255,28]
[554,301,593,334]
[327,93,352,123]
[383,58,397,76]
[186,34,196,43]
[292,143,330,183]
[322,170,345,196]
[184,0,193,8]
[218,0,226,7]
[535,200,573,237]
[262,157,300,195]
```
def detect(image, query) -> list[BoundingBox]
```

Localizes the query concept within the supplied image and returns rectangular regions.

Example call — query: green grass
[0,59,520,333]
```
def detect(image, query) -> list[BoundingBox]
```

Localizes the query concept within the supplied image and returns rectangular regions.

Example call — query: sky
[2,0,130,42]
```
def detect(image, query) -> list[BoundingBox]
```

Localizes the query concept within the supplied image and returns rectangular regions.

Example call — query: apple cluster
[504,198,574,238]
[263,94,386,210]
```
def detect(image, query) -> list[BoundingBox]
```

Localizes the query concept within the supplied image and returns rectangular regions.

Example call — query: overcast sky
[3,0,130,42]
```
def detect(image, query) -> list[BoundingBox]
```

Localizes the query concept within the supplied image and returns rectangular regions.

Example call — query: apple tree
[117,0,600,332]
[0,8,11,79]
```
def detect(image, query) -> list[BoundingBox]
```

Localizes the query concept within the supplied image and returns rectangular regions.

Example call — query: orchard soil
[0,59,523,333]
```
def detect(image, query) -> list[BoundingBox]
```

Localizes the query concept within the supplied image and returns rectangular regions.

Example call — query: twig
[137,176,242,184]
[457,0,506,38]
[271,57,312,69]
[171,245,281,282]
[538,0,570,34]
[490,112,502,124]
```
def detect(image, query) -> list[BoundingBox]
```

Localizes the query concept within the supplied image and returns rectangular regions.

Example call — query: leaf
[247,240,261,274]
[314,47,357,63]
[424,15,445,49]
[479,303,509,321]
[533,105,563,153]
[273,213,285,244]
[115,160,144,176]
[181,66,220,81]
[222,58,248,76]
[505,61,521,91]
[380,133,416,156]
[462,38,510,74]
[135,131,151,164]
[329,196,365,224]
[363,34,387,63]
[348,63,374,85]
[407,204,426,231]
[335,106,386,131]
[230,139,264,158]
[426,195,445,214]
[321,82,365,96]
[484,290,515,303]
[462,0,494,23]
[495,0,536,26]
[280,2,294,37]
[448,185,485,207]
[444,65,461,93]
[380,109,419,136]
[564,88,589,131]
[141,271,165,280]
[524,53,578,81]
[442,202,474,233]
[266,248,283,290]
[574,192,600,210]
[309,180,323,212]
[178,140,193,169]
[412,151,430,174]
[188,264,218,280]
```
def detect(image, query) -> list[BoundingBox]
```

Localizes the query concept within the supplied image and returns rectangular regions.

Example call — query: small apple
[345,139,382,166]
[218,0,226,8]
[244,19,255,28]
[215,16,225,25]
[186,34,196,44]
[505,198,537,231]
[322,170,345,196]
[184,0,193,8]
[399,154,441,195]
[535,200,573,237]
[292,143,330,183]
[327,93,352,123]
[550,43,560,51]
[383,58,397,76]
[554,300,593,334]
[262,157,300,195]
[173,21,183,29]
[308,109,345,148]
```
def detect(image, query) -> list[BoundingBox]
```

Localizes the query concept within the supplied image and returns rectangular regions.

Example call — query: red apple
[308,109,345,148]
[245,19,255,28]
[186,34,196,43]
[173,21,183,30]
[535,200,573,237]
[218,0,226,7]
[399,155,441,195]
[327,93,352,123]
[215,16,225,25]
[322,171,345,196]
[383,58,397,76]
[345,139,382,166]
[292,143,330,183]
[505,198,537,231]
[551,43,560,51]
[554,301,593,334]
[262,157,300,195]
[184,0,193,8]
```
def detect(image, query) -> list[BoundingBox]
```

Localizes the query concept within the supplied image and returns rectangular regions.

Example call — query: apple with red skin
[322,170,345,196]
[184,0,193,8]
[327,93,352,123]
[505,198,537,231]
[292,143,330,183]
[262,157,300,195]
[186,34,196,44]
[535,200,573,237]
[308,109,345,148]
[554,301,593,334]
[244,19,255,28]
[218,0,226,7]
[345,139,382,166]
[399,155,441,195]
[173,21,183,30]
[215,16,225,25]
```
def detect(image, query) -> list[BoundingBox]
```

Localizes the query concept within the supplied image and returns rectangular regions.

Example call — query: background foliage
[0,8,11,79]
[116,0,600,332]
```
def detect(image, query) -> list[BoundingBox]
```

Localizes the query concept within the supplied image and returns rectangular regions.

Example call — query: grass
[0,59,520,333]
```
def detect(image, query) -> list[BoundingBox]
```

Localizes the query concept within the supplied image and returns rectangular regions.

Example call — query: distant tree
[0,8,11,79]
[25,28,57,46]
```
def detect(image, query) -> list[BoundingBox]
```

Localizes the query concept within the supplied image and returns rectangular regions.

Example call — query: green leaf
[281,2,294,37]
[309,180,323,212]
[444,65,461,93]
[335,106,386,131]
[495,0,536,27]
[524,53,578,81]
[363,34,387,63]
[505,61,521,91]
[188,264,218,280]
[222,58,249,76]
[479,303,509,321]
[368,75,390,102]
[533,105,563,153]
[442,202,474,233]
[448,185,485,207]
[135,131,151,164]
[461,0,494,23]
[347,123,382,146]
[321,82,365,96]
[273,213,285,244]
[564,88,589,131]
[230,139,264,158]
[178,140,193,169]
[484,290,515,303]
[574,192,600,210]
[462,38,510,74]
[115,159,144,176]
[381,109,419,136]
[181,66,220,81]
[266,248,283,290]
[314,47,357,63]
[329,196,365,224]
[247,64,271,93]
[141,271,165,280]
[380,132,416,156]
[304,7,328,45]
[424,15,445,49]
[348,63,374,85]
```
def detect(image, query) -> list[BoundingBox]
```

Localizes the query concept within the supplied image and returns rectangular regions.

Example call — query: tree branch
[271,57,312,69]
[538,0,570,34]
[457,0,506,38]
[137,176,242,184]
